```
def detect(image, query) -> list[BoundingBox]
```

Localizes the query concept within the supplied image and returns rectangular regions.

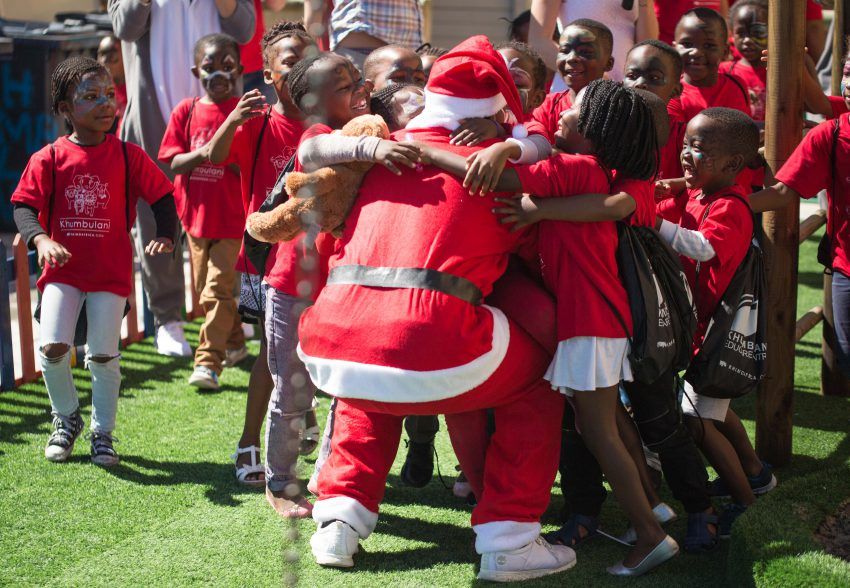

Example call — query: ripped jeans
[39,282,125,433]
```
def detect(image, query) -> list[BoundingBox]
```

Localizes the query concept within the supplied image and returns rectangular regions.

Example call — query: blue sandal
[544,514,599,547]
[684,511,719,553]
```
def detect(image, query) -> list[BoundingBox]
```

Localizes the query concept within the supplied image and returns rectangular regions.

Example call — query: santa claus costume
[296,37,574,582]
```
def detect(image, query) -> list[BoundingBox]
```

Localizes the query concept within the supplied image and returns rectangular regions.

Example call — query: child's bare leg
[616,403,661,507]
[237,328,273,481]
[715,409,763,477]
[684,414,755,506]
[574,386,666,566]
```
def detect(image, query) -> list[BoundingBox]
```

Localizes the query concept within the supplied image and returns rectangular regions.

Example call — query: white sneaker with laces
[311,521,360,567]
[188,366,220,390]
[222,346,249,367]
[156,321,192,357]
[478,536,577,582]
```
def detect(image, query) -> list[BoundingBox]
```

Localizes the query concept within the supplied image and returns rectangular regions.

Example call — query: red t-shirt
[228,107,307,274]
[259,123,331,296]
[719,60,766,122]
[660,108,687,181]
[12,135,173,297]
[807,0,823,20]
[776,113,850,276]
[516,153,632,341]
[615,176,656,228]
[657,184,752,352]
[531,91,572,144]
[239,0,266,75]
[159,97,244,239]
[297,128,531,401]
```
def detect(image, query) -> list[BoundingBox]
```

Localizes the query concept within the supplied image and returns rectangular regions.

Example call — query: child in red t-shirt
[531,19,614,144]
[721,0,767,122]
[426,80,679,575]
[12,57,176,466]
[206,22,316,501]
[159,34,247,392]
[656,107,775,538]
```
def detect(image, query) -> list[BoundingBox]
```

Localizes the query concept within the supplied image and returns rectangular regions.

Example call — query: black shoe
[400,440,434,488]
[88,431,119,467]
[44,410,84,462]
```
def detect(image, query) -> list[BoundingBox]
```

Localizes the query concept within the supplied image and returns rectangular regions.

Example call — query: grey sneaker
[189,366,220,390]
[45,410,84,462]
[88,431,119,467]
[222,346,249,368]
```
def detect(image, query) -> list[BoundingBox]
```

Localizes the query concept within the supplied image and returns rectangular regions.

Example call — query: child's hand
[374,140,421,175]
[492,195,541,231]
[34,235,71,268]
[463,143,512,196]
[654,180,674,200]
[229,90,267,126]
[145,237,175,256]
[450,118,503,146]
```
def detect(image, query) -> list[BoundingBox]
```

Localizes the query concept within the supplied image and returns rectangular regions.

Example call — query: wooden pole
[757,0,806,466]
[822,0,850,396]
[13,235,36,384]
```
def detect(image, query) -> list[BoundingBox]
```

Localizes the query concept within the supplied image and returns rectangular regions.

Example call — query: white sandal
[231,445,266,487]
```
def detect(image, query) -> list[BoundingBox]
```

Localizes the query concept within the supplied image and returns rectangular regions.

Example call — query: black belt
[327,265,483,305]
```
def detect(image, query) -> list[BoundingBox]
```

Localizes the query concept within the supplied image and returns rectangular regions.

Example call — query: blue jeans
[264,287,316,492]
[832,270,850,378]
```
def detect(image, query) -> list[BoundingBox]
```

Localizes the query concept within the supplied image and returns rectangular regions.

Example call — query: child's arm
[421,144,523,193]
[492,192,637,230]
[656,218,717,262]
[170,147,210,175]
[298,134,421,175]
[655,177,687,200]
[748,182,801,213]
[460,137,553,195]
[12,204,71,267]
[207,89,267,164]
[145,194,178,256]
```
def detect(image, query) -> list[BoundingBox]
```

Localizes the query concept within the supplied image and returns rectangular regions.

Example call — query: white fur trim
[298,305,510,402]
[474,521,542,554]
[313,496,378,538]
[511,124,528,139]
[406,89,507,132]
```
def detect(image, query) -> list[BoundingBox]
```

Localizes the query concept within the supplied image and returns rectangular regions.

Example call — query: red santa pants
[312,319,564,554]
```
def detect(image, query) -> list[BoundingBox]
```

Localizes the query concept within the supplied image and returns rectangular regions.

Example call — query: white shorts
[545,336,633,395]
[680,379,731,422]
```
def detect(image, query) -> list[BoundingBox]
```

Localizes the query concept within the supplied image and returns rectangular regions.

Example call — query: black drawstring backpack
[684,195,767,399]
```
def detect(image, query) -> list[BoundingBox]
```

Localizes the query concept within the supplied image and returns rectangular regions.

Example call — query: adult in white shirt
[528,0,658,87]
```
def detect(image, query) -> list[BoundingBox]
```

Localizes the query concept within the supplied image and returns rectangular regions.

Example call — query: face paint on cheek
[200,70,234,90]
[72,79,116,115]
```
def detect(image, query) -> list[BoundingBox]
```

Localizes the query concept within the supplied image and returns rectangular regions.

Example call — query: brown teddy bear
[245,114,390,243]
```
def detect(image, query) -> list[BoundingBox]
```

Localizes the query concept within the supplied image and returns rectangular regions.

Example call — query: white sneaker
[478,536,577,582]
[310,521,360,568]
[241,323,255,339]
[188,366,220,390]
[222,346,249,367]
[156,321,192,357]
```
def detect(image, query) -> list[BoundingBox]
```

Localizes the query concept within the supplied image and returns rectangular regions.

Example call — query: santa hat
[406,35,528,138]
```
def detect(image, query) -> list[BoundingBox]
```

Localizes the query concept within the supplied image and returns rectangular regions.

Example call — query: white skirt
[545,337,633,395]
[680,379,731,422]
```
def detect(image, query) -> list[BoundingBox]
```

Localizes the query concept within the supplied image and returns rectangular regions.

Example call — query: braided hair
[261,21,315,67]
[286,52,336,113]
[577,79,658,181]
[415,43,448,58]
[51,56,108,116]
[369,82,419,130]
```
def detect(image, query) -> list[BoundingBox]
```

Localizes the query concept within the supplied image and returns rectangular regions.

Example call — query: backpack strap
[723,72,750,107]
[46,143,56,235]
[249,106,272,198]
[828,115,841,240]
[121,139,131,232]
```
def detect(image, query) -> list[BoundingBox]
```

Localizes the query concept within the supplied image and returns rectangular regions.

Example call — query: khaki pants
[187,235,245,374]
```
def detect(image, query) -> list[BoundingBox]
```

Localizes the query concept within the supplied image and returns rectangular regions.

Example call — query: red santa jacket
[297,128,531,403]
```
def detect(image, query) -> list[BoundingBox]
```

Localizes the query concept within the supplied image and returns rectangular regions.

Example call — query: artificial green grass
[1,229,849,586]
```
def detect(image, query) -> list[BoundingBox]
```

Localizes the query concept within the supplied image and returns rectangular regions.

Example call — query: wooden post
[13,235,36,384]
[822,0,850,396]
[757,0,806,466]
